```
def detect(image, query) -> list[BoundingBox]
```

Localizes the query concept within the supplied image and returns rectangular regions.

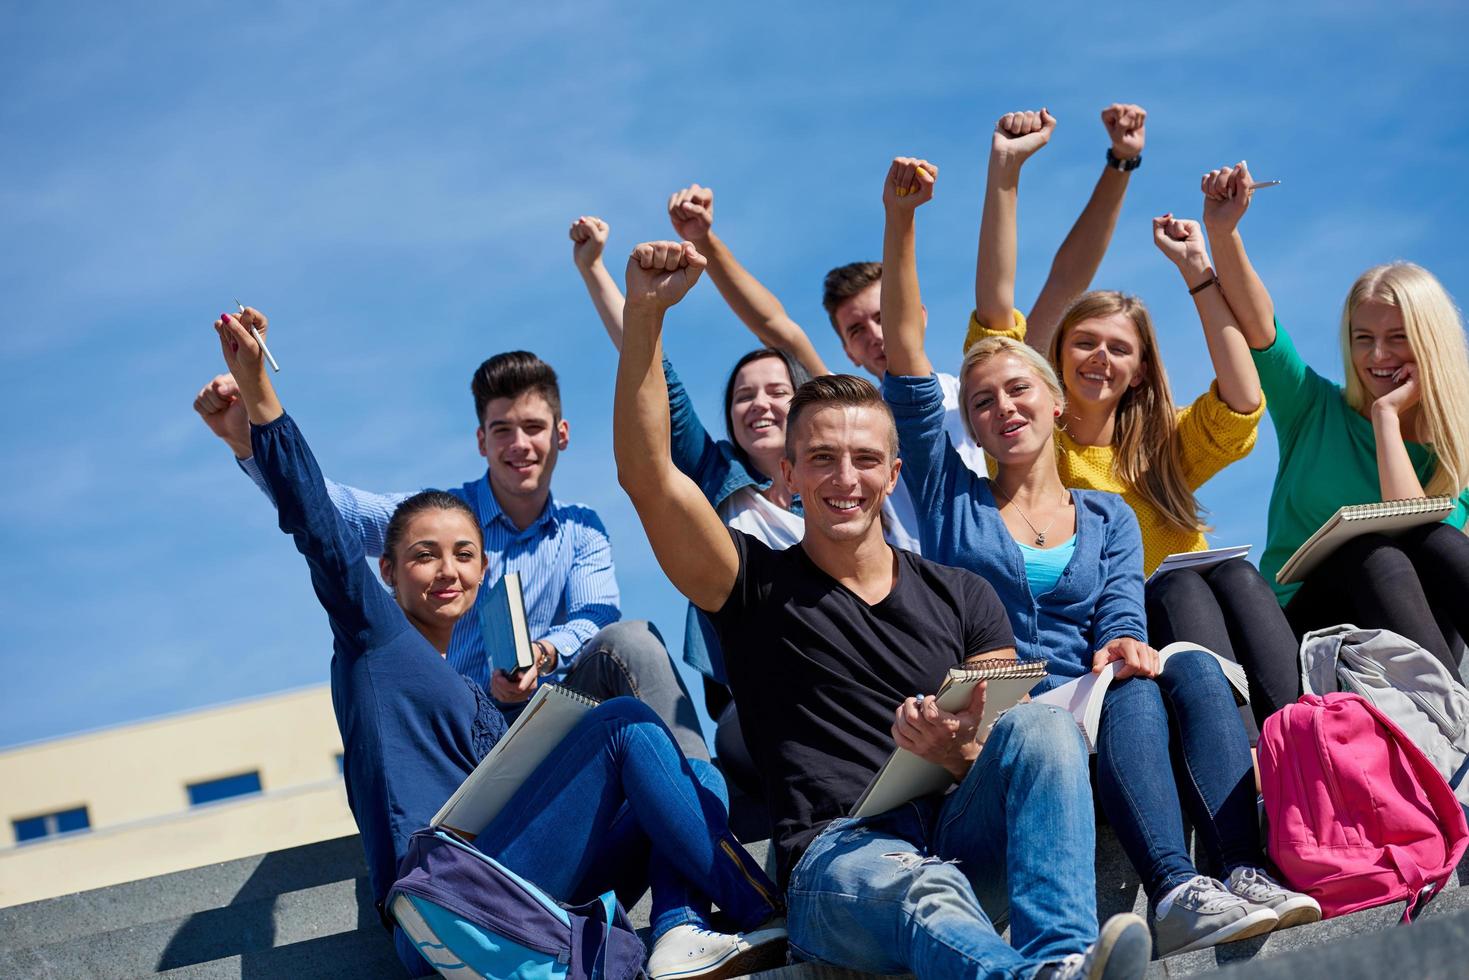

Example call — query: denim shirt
[883,372,1147,686]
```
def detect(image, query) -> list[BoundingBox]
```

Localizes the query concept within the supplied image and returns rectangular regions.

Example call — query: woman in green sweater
[1203,162,1469,671]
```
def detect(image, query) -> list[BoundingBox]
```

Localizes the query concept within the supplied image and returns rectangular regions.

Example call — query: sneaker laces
[1165,876,1245,916]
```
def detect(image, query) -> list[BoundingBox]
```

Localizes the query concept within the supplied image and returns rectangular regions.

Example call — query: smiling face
[781,403,899,543]
[1057,312,1147,410]
[476,391,568,504]
[728,355,794,460]
[1349,299,1415,403]
[964,352,1061,464]
[380,508,488,636]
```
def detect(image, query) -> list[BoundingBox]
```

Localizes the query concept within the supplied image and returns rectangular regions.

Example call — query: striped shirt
[239,458,620,690]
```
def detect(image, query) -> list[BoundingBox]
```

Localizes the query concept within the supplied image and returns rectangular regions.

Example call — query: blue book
[479,572,534,676]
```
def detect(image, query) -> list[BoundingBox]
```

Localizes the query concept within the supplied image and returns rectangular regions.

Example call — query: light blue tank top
[1017,535,1077,597]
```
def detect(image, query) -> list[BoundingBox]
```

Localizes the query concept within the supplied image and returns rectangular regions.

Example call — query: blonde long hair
[1341,263,1469,498]
[1048,291,1208,534]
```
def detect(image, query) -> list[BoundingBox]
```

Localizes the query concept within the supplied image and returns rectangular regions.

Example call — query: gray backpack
[1300,624,1469,808]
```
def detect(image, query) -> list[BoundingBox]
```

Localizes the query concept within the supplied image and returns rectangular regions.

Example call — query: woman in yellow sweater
[966,109,1298,722]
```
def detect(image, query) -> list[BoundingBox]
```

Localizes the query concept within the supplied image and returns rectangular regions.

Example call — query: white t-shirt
[718,486,806,550]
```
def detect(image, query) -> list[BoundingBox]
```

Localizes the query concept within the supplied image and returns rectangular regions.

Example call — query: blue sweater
[883,373,1147,686]
[251,413,506,910]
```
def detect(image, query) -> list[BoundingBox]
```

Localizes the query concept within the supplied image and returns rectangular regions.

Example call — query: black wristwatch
[535,641,558,676]
[1106,148,1141,172]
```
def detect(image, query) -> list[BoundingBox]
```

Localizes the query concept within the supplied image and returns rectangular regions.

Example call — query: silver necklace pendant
[1035,533,1046,546]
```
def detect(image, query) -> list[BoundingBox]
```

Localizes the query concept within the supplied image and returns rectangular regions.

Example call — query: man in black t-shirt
[614,239,1150,980]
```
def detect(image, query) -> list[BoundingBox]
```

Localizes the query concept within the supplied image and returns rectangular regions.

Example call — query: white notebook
[1031,642,1248,752]
[432,684,600,837]
[1276,497,1454,585]
[1146,545,1253,585]
[850,658,1049,818]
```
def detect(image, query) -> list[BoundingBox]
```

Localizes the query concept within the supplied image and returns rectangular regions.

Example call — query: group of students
[194,103,1469,980]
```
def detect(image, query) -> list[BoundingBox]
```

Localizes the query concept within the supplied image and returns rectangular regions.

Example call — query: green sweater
[1252,321,1469,605]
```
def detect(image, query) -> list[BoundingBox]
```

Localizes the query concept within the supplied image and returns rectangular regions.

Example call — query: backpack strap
[588,890,619,980]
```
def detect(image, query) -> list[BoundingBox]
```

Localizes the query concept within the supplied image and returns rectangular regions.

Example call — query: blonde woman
[965,110,1301,720]
[877,157,1319,957]
[1202,161,1469,671]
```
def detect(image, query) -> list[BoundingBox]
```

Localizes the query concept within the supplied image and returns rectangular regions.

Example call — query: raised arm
[1202,161,1277,350]
[1151,215,1262,414]
[1026,104,1146,346]
[569,216,626,350]
[974,109,1056,344]
[212,309,396,651]
[668,184,831,377]
[880,156,938,378]
[614,241,740,612]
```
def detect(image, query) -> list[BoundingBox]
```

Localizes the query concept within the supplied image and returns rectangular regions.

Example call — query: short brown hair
[785,374,898,460]
[821,262,883,332]
[471,351,561,425]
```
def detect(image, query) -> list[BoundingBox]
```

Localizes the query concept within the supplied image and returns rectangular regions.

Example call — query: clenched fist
[1100,103,1146,161]
[884,156,938,210]
[667,184,714,241]
[992,108,1056,167]
[624,241,707,312]
[569,216,609,271]
[1201,161,1255,233]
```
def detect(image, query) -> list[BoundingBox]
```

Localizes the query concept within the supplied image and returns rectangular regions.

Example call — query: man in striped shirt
[193,349,707,760]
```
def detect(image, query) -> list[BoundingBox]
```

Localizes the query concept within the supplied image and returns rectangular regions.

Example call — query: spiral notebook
[432,684,600,837]
[850,658,1049,818]
[1276,496,1455,585]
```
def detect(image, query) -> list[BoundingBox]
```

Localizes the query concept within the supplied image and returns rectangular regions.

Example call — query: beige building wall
[0,685,359,908]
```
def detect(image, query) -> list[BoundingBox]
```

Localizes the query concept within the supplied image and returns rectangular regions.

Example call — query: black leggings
[1284,522,1469,677]
[1146,558,1301,723]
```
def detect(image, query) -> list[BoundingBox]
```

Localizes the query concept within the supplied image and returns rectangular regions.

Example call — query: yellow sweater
[963,309,1265,574]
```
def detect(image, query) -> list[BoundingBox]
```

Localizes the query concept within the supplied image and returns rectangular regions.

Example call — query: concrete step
[0,834,367,952]
[0,876,377,979]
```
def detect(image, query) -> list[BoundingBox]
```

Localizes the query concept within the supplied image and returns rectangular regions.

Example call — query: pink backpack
[1259,692,1468,920]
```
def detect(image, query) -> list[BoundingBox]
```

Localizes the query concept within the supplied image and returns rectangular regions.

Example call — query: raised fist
[1152,214,1209,271]
[992,109,1056,166]
[1100,103,1146,161]
[569,216,609,271]
[193,373,251,457]
[883,156,938,211]
[667,184,714,241]
[1201,161,1254,233]
[624,241,707,311]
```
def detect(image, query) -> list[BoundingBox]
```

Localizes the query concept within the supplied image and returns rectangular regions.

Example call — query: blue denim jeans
[1095,649,1260,904]
[786,703,1097,980]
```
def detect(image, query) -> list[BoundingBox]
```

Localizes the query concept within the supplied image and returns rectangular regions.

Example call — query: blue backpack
[388,828,646,979]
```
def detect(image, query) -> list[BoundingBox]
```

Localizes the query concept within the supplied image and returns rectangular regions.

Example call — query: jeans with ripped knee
[786,702,1097,980]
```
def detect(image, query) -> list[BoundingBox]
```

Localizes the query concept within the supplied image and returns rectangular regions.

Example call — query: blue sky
[2,1,1467,747]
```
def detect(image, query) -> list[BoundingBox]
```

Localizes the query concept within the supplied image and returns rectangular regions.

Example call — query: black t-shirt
[709,529,1014,887]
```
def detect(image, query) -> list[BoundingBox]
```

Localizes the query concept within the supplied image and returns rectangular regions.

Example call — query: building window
[13,806,90,844]
[186,771,262,807]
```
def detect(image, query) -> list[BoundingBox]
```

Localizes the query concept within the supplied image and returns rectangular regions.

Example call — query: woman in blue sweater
[875,158,1317,957]
[209,309,783,979]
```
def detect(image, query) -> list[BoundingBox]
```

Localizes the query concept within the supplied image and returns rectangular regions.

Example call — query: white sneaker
[1226,867,1322,930]
[1153,875,1278,957]
[646,919,788,980]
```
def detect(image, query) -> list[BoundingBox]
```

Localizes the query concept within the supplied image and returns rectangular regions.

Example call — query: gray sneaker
[1038,913,1152,980]
[1227,867,1322,930]
[1153,875,1279,957]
